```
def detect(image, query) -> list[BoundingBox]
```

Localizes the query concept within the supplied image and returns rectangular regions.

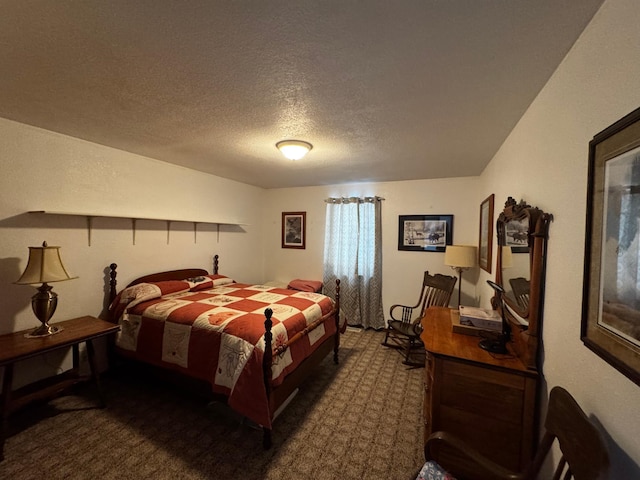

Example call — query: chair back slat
[419,271,457,316]
[524,386,609,480]
[545,386,609,480]
[509,277,530,309]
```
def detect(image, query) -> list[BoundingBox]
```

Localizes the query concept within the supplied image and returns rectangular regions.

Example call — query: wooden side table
[420,307,538,477]
[0,316,119,461]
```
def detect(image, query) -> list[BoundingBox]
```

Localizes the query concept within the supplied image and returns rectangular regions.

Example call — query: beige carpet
[0,329,424,480]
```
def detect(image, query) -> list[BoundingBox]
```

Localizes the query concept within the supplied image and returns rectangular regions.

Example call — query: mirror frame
[494,197,553,370]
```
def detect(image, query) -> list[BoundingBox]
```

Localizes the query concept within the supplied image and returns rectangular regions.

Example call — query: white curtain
[322,196,384,329]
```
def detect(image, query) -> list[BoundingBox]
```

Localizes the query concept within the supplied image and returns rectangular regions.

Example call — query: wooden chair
[382,271,456,366]
[509,277,530,309]
[414,386,610,480]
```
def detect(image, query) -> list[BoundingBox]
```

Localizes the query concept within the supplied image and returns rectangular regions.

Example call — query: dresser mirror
[494,197,553,370]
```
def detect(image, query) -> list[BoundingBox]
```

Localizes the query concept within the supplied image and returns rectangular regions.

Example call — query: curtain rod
[324,196,385,204]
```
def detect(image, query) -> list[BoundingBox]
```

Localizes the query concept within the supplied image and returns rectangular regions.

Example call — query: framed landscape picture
[282,212,306,249]
[398,214,453,252]
[582,106,640,386]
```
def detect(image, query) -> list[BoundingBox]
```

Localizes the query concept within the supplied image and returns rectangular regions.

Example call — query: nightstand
[0,316,119,461]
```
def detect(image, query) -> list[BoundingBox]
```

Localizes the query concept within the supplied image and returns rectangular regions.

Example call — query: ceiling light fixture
[276,140,313,160]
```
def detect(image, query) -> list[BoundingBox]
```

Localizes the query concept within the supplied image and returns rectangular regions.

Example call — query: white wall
[263,177,481,322]
[478,0,640,475]
[1,118,265,384]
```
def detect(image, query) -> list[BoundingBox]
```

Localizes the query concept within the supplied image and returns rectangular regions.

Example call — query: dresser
[420,307,538,473]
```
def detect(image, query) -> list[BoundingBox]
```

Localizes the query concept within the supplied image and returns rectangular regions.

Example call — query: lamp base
[25,323,63,338]
[25,283,63,338]
[478,336,508,354]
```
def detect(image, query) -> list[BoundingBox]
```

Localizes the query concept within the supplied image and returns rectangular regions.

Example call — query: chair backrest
[509,277,530,309]
[525,386,610,480]
[418,271,457,316]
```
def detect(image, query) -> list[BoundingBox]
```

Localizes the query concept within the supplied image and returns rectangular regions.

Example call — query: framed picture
[398,214,453,252]
[282,212,306,249]
[582,106,640,386]
[504,218,529,253]
[478,194,494,272]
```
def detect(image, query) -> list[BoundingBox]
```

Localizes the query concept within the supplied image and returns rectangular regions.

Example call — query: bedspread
[110,275,336,428]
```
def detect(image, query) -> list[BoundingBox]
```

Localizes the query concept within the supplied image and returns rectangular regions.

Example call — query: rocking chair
[382,271,456,366]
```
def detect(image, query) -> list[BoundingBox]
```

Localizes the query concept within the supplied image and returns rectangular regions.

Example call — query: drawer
[440,361,526,424]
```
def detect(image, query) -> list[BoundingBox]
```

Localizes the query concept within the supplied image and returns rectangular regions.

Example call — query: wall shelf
[28,210,248,246]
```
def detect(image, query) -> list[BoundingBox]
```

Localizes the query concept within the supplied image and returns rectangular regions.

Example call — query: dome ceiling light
[276,140,313,160]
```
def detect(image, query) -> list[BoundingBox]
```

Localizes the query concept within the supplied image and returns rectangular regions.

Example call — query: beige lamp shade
[501,246,513,269]
[15,241,77,285]
[444,245,477,269]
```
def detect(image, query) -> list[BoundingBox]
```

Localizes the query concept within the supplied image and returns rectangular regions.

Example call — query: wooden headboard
[108,254,219,306]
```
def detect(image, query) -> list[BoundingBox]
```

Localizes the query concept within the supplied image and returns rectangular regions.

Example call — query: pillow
[184,274,235,291]
[110,280,190,320]
[288,279,323,293]
[120,280,190,305]
[206,274,235,287]
[185,276,214,291]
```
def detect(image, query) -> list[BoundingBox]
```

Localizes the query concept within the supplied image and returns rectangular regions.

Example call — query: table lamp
[15,241,77,337]
[501,245,513,269]
[444,245,477,307]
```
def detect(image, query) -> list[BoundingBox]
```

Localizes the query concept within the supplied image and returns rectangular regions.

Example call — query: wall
[0,117,265,384]
[478,0,640,475]
[263,177,481,323]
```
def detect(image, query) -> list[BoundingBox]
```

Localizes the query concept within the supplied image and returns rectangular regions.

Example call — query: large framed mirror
[494,197,553,370]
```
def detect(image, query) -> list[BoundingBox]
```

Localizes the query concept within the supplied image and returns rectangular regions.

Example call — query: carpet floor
[0,328,424,480]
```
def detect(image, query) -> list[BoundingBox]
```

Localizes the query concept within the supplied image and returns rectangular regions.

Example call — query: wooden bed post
[213,254,219,274]
[334,279,341,363]
[109,263,118,305]
[263,307,273,449]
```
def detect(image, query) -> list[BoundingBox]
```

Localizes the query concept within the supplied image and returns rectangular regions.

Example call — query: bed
[107,255,341,448]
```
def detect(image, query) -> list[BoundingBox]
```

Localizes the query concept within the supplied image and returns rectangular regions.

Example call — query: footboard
[261,278,340,448]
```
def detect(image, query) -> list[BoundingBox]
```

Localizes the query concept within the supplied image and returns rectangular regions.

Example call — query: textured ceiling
[0,1,604,189]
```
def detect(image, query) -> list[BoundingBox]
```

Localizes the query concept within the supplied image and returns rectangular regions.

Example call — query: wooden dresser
[420,307,538,473]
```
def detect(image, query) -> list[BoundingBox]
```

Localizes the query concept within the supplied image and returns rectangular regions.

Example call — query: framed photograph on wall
[503,218,530,253]
[282,212,306,249]
[398,214,453,252]
[582,106,640,386]
[478,194,494,272]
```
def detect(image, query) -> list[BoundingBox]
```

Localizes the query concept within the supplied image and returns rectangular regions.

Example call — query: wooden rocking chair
[382,271,456,366]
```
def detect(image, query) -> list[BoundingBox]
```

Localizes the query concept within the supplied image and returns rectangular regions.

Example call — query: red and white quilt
[110,275,336,428]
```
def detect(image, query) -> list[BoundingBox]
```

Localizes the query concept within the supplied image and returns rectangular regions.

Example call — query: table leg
[72,343,80,370]
[1,364,14,462]
[85,340,105,408]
